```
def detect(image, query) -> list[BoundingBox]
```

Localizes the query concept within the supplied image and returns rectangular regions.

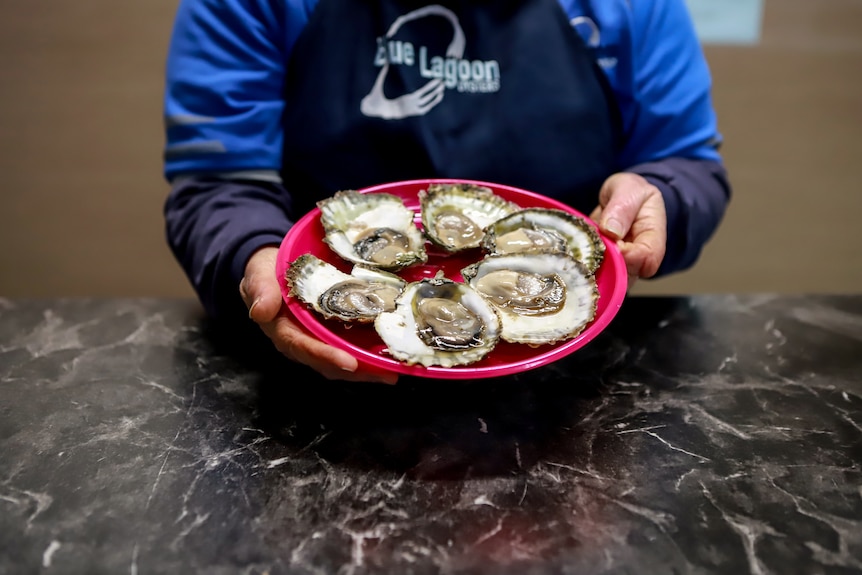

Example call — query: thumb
[239,245,283,323]
[595,173,651,241]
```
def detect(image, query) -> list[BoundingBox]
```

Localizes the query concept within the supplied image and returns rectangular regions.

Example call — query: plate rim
[277,178,628,380]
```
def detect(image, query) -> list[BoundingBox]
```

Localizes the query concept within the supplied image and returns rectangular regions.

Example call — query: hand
[239,246,398,385]
[590,172,667,289]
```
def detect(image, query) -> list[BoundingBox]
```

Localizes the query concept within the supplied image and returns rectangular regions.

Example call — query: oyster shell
[318,190,428,271]
[374,275,502,367]
[481,208,605,274]
[419,183,521,252]
[287,254,406,323]
[461,252,598,346]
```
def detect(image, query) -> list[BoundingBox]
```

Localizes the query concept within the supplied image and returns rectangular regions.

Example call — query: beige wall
[1,0,860,298]
[0,1,186,297]
[638,0,862,295]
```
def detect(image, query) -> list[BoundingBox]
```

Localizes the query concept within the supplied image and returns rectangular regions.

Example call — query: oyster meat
[374,275,502,367]
[461,252,598,346]
[419,183,520,252]
[287,254,406,323]
[481,208,605,274]
[318,190,428,271]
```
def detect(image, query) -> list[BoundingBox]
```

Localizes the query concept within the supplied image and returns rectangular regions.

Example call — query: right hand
[589,172,667,290]
[239,246,399,385]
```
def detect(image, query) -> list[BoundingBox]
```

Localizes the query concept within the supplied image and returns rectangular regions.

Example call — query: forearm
[626,157,732,275]
[164,177,293,322]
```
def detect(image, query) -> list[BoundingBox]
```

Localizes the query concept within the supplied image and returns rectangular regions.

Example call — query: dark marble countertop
[1,295,860,574]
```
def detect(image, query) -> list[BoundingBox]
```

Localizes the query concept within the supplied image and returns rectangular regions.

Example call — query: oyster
[287,254,406,323]
[419,183,520,252]
[461,252,598,346]
[374,275,502,367]
[481,208,605,274]
[318,190,428,271]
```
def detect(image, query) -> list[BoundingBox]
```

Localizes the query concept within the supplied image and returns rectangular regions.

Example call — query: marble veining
[0,295,860,574]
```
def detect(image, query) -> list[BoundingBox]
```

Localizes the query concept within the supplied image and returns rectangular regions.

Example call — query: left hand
[239,246,399,385]
[590,172,667,289]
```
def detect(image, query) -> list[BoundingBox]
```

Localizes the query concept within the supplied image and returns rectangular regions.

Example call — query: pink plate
[276,178,627,380]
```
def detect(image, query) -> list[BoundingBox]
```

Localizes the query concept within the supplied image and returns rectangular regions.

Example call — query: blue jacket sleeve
[164,177,293,322]
[629,158,731,275]
[618,0,722,165]
[615,0,731,275]
[163,0,310,179]
[163,0,309,322]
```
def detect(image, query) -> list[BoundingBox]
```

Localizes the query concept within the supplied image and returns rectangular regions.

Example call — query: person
[162,0,732,385]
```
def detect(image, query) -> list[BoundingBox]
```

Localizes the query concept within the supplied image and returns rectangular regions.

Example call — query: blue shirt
[163,0,722,180]
[162,0,731,322]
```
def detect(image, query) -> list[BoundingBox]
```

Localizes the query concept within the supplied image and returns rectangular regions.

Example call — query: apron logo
[569,16,617,69]
[361,5,501,120]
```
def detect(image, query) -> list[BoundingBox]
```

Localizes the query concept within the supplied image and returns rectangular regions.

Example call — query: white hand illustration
[361,76,445,120]
[360,5,464,120]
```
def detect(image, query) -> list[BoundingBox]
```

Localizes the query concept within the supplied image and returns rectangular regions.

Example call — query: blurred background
[1,0,860,300]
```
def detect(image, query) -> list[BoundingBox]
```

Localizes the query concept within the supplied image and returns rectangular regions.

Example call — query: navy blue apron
[279,0,620,217]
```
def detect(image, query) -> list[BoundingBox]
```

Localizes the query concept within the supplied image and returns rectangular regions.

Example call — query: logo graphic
[569,16,617,69]
[360,5,501,120]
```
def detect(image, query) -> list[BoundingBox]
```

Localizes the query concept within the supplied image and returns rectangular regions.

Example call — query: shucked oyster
[374,275,502,368]
[481,208,605,274]
[287,254,406,323]
[318,191,428,271]
[461,252,599,346]
[419,183,520,252]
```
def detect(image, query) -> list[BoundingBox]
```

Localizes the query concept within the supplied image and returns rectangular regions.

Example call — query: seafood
[318,190,427,271]
[287,254,406,323]
[286,186,613,369]
[461,252,599,345]
[374,275,502,367]
[419,183,520,252]
[481,208,605,274]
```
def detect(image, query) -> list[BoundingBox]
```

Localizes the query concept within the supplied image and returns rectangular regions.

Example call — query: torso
[279,0,620,216]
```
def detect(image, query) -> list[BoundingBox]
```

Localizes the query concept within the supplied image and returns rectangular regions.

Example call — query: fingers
[595,173,649,240]
[262,315,398,385]
[240,246,283,323]
[627,202,667,279]
[414,79,445,112]
[618,242,655,290]
[262,315,356,375]
[593,172,668,286]
[239,246,398,385]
